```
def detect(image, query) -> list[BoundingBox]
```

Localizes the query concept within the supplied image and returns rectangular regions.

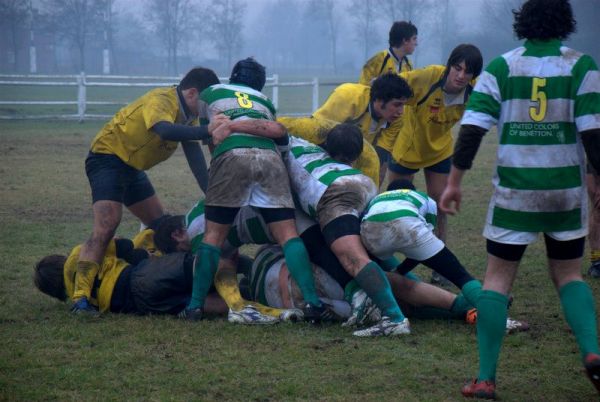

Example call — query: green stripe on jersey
[291,145,324,158]
[466,91,500,119]
[186,201,205,226]
[575,93,600,117]
[368,191,424,209]
[191,235,205,254]
[212,135,276,159]
[305,158,339,173]
[500,122,576,145]
[501,76,572,101]
[319,169,362,186]
[201,87,276,116]
[224,109,269,121]
[364,209,419,222]
[492,206,582,232]
[497,165,582,190]
[522,39,562,57]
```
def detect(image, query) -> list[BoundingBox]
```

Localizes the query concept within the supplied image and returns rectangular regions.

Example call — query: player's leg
[586,170,600,277]
[263,210,323,308]
[545,235,600,393]
[462,241,523,399]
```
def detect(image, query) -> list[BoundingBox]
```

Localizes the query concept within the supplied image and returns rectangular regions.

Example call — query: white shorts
[361,216,445,261]
[483,224,588,245]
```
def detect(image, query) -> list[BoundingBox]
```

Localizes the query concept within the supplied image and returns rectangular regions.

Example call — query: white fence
[0,73,342,121]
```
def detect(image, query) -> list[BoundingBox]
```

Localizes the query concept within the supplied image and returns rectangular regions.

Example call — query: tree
[308,0,340,74]
[348,0,378,61]
[42,0,105,72]
[206,0,245,70]
[0,0,30,72]
[147,0,194,75]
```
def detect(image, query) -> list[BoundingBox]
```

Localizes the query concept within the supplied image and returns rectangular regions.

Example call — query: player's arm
[151,114,230,142]
[582,129,600,173]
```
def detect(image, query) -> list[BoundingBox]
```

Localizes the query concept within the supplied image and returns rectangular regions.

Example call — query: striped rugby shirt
[462,39,600,233]
[285,136,367,218]
[199,83,278,159]
[362,189,437,229]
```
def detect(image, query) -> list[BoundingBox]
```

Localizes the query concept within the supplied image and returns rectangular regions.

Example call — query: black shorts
[85,151,155,206]
[389,157,452,175]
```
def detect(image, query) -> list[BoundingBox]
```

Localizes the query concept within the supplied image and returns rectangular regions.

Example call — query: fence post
[312,77,319,113]
[77,72,86,122]
[271,74,279,110]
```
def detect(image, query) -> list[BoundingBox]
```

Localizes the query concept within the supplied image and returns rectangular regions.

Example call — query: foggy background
[1,0,599,78]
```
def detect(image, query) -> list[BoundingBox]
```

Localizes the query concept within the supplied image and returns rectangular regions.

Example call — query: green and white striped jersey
[362,189,437,228]
[462,39,600,232]
[285,136,366,218]
[185,199,316,254]
[199,83,278,158]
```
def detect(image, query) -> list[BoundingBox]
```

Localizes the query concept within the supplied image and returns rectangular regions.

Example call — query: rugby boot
[461,378,496,400]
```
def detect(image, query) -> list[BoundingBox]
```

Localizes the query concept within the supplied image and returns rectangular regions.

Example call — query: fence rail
[0,73,342,121]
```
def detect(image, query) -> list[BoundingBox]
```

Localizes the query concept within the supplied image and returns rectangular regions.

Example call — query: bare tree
[42,0,105,72]
[0,0,30,72]
[206,0,245,70]
[348,0,378,61]
[147,0,193,75]
[308,0,340,74]
[379,0,421,23]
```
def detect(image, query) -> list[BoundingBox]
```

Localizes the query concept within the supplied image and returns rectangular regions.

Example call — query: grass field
[1,119,599,401]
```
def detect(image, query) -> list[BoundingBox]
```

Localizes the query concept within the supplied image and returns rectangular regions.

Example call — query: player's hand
[208,113,230,134]
[211,120,233,146]
[70,297,99,316]
[439,185,462,215]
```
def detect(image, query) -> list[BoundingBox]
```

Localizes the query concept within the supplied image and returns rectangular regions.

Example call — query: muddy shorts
[316,175,377,228]
[206,148,294,208]
[361,216,445,261]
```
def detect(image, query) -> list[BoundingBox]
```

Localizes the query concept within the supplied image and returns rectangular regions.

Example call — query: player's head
[230,57,266,91]
[370,73,413,123]
[153,215,190,254]
[513,0,576,41]
[443,44,483,93]
[323,123,363,165]
[387,179,416,192]
[180,67,220,92]
[389,21,418,53]
[33,254,67,302]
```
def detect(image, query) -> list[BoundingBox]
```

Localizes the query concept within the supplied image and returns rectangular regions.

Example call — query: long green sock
[477,290,509,381]
[282,237,321,306]
[559,280,600,359]
[451,293,474,315]
[354,261,405,323]
[187,242,221,310]
[380,256,401,271]
[461,279,483,308]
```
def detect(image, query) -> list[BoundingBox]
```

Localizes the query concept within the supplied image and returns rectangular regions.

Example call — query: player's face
[374,98,407,123]
[402,35,418,55]
[444,61,473,94]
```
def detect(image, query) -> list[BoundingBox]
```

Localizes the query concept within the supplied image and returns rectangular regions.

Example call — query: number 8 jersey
[462,39,600,235]
[199,83,278,159]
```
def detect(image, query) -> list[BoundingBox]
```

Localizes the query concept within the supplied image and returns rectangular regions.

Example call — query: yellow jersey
[392,65,474,169]
[278,116,381,187]
[132,229,162,256]
[90,87,198,171]
[64,240,129,313]
[359,49,413,86]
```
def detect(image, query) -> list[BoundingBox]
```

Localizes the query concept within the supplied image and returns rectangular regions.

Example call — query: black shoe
[588,261,600,278]
[178,307,204,321]
[302,303,341,324]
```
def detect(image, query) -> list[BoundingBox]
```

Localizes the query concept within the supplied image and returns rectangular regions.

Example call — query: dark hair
[230,57,266,91]
[180,67,220,92]
[387,179,416,191]
[33,255,67,301]
[513,0,576,41]
[153,215,186,254]
[323,123,363,164]
[389,21,418,47]
[370,73,413,104]
[446,44,483,78]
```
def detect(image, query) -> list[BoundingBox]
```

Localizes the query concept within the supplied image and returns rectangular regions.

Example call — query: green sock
[344,280,360,303]
[380,256,401,271]
[354,261,405,322]
[403,271,422,282]
[282,237,321,306]
[477,290,509,381]
[450,293,474,316]
[559,280,600,359]
[187,242,221,310]
[461,279,483,308]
